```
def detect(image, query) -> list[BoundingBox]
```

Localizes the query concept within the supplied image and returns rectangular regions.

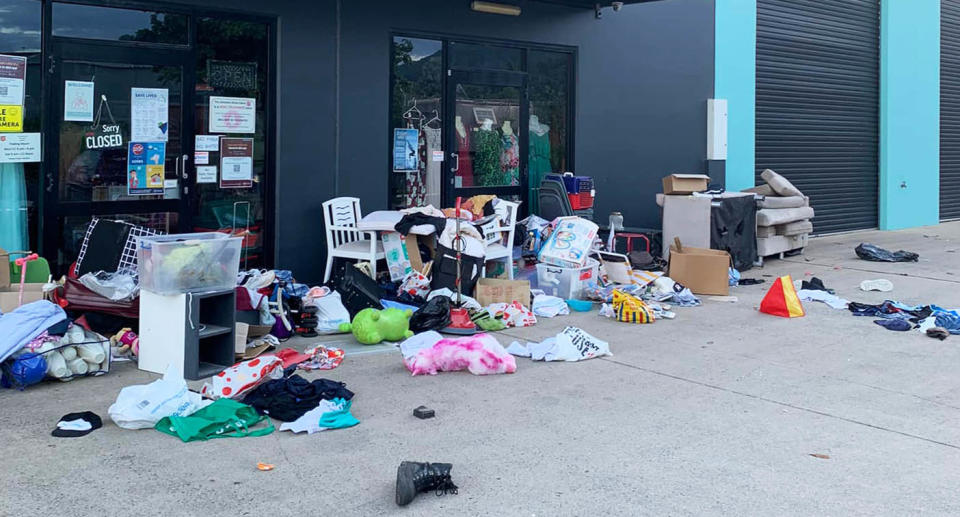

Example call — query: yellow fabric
[464,195,497,217]
[780,276,805,317]
[612,289,654,324]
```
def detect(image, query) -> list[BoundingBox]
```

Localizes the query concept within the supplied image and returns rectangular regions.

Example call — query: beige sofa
[743,169,815,259]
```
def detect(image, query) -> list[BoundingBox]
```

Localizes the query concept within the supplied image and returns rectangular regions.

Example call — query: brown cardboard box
[475,278,531,307]
[0,248,9,290]
[0,282,45,313]
[668,240,731,296]
[662,174,710,195]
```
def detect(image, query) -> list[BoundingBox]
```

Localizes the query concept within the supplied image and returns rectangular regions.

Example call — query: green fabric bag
[155,398,274,442]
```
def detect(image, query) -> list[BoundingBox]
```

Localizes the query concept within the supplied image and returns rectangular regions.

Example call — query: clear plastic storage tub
[137,232,242,294]
[535,258,600,300]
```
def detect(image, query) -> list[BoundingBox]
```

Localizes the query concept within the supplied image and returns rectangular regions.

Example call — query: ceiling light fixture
[471,1,521,16]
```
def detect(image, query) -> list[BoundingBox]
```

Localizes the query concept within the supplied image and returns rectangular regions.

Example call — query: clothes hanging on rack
[501,132,520,187]
[473,128,503,187]
[456,130,474,188]
[424,127,442,208]
[528,127,552,213]
[0,162,28,252]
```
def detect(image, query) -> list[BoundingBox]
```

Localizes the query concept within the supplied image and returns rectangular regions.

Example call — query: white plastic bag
[108,366,205,429]
[312,290,351,334]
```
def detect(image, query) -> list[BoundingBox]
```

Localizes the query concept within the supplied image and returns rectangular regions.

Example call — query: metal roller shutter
[756,0,879,233]
[942,0,960,220]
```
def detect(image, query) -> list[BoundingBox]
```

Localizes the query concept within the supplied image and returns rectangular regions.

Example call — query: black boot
[395,461,458,506]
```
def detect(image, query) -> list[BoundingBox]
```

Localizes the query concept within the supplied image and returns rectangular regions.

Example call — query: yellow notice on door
[0,105,23,132]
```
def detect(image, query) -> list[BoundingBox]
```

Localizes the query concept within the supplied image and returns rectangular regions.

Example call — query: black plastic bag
[409,296,452,333]
[855,243,919,263]
[430,243,484,298]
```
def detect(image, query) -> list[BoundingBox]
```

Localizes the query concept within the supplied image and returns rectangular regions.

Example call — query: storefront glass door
[445,69,528,208]
[41,3,275,273]
[47,40,192,270]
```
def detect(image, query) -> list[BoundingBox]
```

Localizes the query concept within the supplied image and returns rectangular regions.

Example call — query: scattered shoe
[860,279,894,292]
[926,327,950,341]
[395,461,458,506]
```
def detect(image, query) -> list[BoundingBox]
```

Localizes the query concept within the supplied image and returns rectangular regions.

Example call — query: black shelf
[199,324,232,339]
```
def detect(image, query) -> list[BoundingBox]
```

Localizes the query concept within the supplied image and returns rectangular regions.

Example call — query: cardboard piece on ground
[475,278,531,307]
[0,282,44,313]
[661,195,711,260]
[0,248,8,289]
[668,239,730,296]
[235,322,275,359]
[662,174,710,195]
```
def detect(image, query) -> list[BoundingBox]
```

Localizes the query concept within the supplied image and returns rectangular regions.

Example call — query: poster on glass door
[0,55,26,106]
[220,137,253,188]
[127,141,165,195]
[130,88,168,142]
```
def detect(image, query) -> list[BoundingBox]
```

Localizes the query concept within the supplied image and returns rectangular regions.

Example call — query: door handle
[450,152,459,172]
[181,154,189,179]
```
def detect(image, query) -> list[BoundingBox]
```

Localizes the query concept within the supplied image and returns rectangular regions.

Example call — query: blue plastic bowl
[566,299,593,312]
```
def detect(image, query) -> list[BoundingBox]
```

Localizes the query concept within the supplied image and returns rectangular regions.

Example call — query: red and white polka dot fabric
[200,356,284,400]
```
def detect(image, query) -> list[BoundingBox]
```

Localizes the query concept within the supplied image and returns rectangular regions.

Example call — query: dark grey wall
[192,0,714,282]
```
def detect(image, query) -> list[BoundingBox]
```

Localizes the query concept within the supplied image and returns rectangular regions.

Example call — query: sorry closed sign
[86,124,124,150]
[0,105,22,132]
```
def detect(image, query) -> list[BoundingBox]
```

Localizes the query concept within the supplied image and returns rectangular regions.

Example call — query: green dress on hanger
[472,129,505,186]
[527,129,552,213]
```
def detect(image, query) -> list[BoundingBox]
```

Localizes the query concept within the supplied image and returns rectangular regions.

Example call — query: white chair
[481,199,519,279]
[322,197,384,283]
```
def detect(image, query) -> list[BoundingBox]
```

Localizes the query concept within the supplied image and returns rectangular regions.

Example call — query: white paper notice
[0,133,41,163]
[195,134,220,151]
[163,179,178,189]
[64,81,94,122]
[0,55,26,105]
[196,165,218,183]
[431,150,444,162]
[194,151,209,165]
[131,88,169,142]
[221,157,252,181]
[209,96,256,133]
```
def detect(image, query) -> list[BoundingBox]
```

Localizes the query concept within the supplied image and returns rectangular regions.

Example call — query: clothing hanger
[425,109,441,129]
[402,99,424,123]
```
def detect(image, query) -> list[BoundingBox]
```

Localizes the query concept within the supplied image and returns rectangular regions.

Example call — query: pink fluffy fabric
[404,333,517,376]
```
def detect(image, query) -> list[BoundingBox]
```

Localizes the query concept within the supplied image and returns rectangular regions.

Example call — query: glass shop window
[527,49,570,186]
[0,0,42,254]
[390,36,443,210]
[449,42,522,72]
[53,3,188,44]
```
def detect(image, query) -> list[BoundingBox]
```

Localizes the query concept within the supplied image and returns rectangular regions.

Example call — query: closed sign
[85,124,123,150]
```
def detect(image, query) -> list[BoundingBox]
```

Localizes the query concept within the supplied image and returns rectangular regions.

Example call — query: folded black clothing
[242,374,354,422]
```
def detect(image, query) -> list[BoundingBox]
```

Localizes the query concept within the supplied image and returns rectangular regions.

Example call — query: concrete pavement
[3,223,960,516]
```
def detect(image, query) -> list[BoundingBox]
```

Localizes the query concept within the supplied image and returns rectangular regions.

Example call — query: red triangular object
[759,275,805,318]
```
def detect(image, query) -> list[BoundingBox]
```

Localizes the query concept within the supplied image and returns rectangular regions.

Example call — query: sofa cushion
[776,220,813,236]
[756,206,815,226]
[760,169,804,197]
[758,234,809,257]
[742,184,774,196]
[757,225,778,237]
[759,195,808,209]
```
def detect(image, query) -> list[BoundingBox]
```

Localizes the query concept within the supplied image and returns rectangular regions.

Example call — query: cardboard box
[662,174,710,195]
[668,241,730,296]
[0,282,45,313]
[0,248,9,290]
[475,278,531,307]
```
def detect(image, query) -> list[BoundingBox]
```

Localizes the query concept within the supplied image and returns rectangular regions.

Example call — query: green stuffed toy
[339,308,414,345]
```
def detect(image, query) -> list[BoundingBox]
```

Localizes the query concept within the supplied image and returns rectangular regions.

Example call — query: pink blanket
[404,333,517,376]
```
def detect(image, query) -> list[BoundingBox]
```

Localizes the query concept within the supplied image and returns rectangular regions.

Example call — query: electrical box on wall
[707,99,728,161]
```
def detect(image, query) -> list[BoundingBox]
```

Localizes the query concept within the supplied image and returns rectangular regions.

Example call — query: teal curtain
[0,162,28,252]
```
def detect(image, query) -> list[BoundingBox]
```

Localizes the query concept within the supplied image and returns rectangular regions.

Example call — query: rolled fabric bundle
[67,357,89,376]
[77,343,105,364]
[45,351,70,378]
[61,346,77,361]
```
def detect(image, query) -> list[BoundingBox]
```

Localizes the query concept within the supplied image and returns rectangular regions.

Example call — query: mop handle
[454,196,463,307]
[15,253,38,307]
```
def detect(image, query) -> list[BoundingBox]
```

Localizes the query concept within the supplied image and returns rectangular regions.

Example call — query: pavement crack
[600,356,960,451]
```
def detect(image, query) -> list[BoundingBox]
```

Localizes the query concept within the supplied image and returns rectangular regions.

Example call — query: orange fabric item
[759,275,805,318]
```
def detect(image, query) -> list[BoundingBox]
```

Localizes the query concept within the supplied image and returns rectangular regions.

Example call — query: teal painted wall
[714,0,756,191]
[880,0,940,229]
